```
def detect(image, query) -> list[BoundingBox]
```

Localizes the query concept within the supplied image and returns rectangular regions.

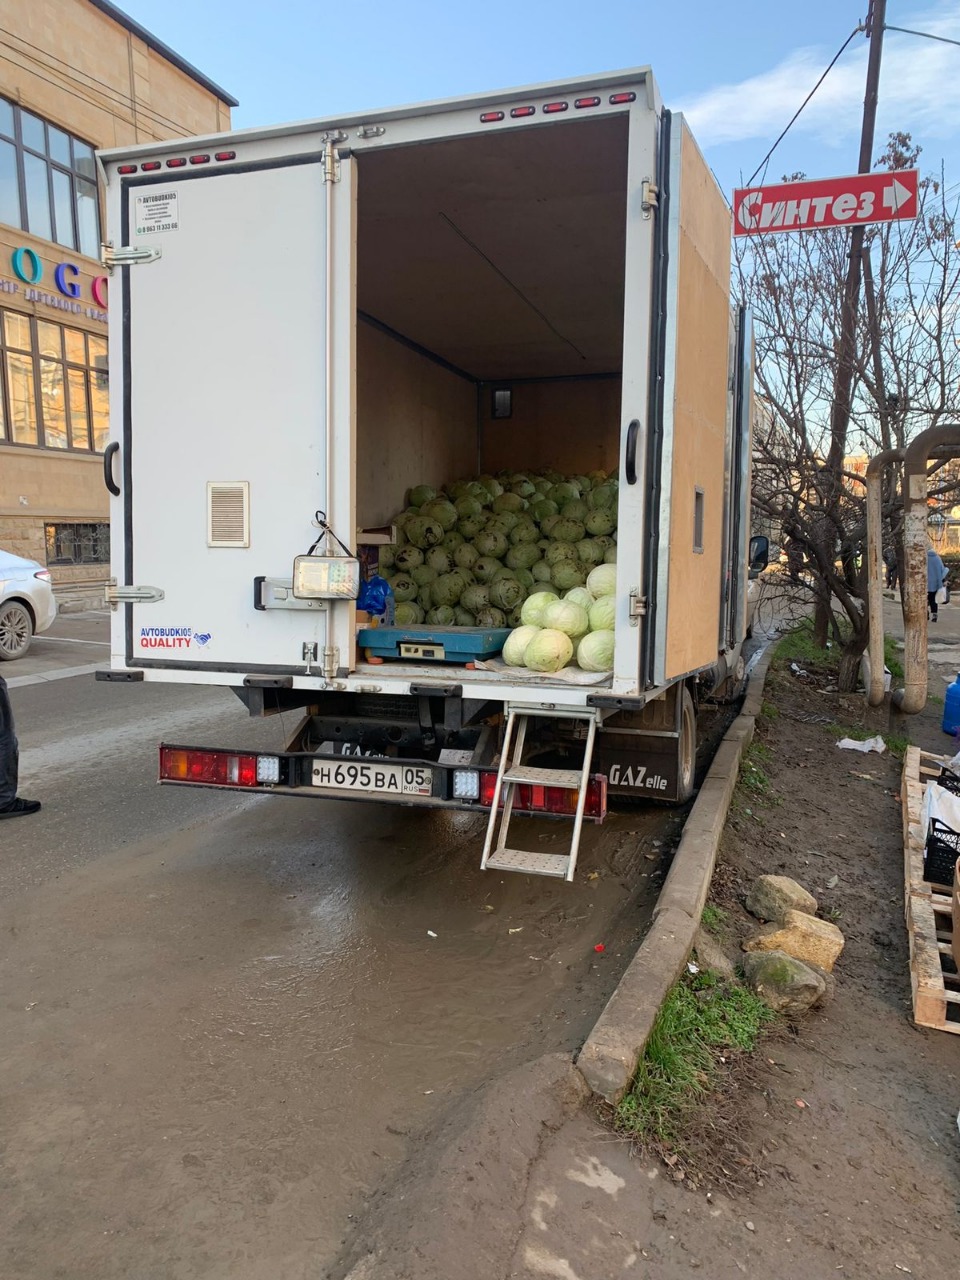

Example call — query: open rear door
[641,114,734,687]
[108,146,354,676]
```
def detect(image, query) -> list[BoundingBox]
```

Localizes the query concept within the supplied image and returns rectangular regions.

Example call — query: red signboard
[733,170,919,237]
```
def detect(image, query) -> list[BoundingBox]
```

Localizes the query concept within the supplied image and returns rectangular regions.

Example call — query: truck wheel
[0,601,33,660]
[677,686,696,802]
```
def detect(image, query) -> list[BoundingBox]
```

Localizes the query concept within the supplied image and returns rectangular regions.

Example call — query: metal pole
[826,0,887,475]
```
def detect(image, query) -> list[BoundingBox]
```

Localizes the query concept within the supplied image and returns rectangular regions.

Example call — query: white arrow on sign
[882,178,913,212]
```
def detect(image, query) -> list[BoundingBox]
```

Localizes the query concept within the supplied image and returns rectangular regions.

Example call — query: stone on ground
[742,950,827,1016]
[746,874,818,923]
[742,908,844,972]
[693,927,736,981]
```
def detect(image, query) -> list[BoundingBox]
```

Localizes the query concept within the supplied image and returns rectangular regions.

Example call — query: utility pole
[826,0,887,476]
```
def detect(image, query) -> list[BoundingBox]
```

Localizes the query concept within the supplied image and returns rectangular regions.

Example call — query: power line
[0,27,217,142]
[745,24,864,188]
[885,24,960,50]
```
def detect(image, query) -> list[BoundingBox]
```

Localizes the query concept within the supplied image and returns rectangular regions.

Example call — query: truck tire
[676,686,697,802]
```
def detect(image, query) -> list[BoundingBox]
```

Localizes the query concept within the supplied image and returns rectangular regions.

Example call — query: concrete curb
[576,647,776,1104]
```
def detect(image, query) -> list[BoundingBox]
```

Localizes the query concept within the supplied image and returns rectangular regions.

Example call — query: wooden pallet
[901,746,960,1034]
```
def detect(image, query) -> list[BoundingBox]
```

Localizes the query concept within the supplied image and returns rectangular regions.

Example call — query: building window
[44,522,110,566]
[0,97,100,256]
[0,309,108,451]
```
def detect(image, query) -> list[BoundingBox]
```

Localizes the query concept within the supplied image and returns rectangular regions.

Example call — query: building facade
[0,0,235,604]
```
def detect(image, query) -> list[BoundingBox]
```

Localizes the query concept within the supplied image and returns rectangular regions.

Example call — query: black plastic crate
[937,768,960,796]
[924,817,960,886]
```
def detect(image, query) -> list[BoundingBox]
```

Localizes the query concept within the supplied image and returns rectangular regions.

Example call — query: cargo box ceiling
[356,114,629,382]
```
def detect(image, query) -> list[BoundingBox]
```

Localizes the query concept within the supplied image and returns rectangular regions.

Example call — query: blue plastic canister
[943,672,960,735]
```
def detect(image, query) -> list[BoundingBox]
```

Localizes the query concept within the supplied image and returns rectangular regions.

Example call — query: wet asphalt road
[0,614,690,1279]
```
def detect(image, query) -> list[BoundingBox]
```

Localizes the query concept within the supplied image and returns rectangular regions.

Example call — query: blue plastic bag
[358,574,394,621]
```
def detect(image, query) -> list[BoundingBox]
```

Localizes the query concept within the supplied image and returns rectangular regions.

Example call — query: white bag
[937,585,948,605]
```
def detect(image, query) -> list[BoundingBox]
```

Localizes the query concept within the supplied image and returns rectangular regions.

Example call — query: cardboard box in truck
[96,68,760,880]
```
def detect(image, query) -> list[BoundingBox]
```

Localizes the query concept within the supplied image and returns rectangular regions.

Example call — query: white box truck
[96,68,761,880]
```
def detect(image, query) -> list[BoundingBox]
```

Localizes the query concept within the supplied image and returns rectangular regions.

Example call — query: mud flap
[593,683,687,802]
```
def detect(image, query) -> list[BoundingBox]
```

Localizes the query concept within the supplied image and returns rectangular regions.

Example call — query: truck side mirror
[748,535,769,579]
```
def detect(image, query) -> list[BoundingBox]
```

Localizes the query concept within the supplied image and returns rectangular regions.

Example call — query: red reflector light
[189,154,211,165]
[480,111,505,123]
[117,164,137,175]
[479,771,607,820]
[214,150,236,161]
[140,161,161,171]
[166,157,187,167]
[160,746,259,788]
[609,91,637,104]
[510,106,536,118]
[542,101,568,114]
[575,96,601,109]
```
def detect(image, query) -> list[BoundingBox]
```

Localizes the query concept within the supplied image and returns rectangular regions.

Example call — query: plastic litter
[836,735,886,754]
[594,943,606,953]
[427,930,437,938]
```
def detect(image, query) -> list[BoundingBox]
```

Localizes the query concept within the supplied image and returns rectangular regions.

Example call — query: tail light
[160,746,278,788]
[609,91,637,105]
[479,770,607,820]
[166,157,187,168]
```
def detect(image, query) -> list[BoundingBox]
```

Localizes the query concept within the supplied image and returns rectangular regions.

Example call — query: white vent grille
[207,482,250,548]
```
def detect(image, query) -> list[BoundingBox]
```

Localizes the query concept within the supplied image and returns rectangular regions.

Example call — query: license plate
[310,759,433,796]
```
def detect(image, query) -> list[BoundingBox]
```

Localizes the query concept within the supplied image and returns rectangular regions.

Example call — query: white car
[0,549,58,660]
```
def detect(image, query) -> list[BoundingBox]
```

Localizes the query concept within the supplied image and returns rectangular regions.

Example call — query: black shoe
[0,797,41,819]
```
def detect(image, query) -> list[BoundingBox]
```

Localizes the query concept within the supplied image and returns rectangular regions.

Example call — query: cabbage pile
[378,471,618,632]
[504,563,617,673]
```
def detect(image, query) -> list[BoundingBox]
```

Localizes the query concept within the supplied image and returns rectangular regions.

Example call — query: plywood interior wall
[480,378,621,475]
[356,322,477,527]
[664,122,733,681]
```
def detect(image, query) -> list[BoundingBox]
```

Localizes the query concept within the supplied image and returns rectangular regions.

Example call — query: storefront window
[0,96,101,256]
[0,309,107,451]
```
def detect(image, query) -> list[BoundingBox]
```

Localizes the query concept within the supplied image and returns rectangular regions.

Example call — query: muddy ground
[336,653,960,1280]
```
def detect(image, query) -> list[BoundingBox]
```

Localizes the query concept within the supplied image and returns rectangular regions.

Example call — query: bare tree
[737,134,960,690]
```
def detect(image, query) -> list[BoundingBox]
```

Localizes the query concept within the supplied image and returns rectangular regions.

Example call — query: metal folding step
[480,705,600,882]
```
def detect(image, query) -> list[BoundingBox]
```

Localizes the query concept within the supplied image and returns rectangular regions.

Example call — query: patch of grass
[739,739,773,797]
[759,699,779,721]
[701,903,728,934]
[773,618,832,669]
[826,722,911,761]
[615,972,773,1148]
[883,633,904,680]
[928,693,944,706]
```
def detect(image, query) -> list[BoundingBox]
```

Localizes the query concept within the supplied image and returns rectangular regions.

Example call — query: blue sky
[120,0,960,198]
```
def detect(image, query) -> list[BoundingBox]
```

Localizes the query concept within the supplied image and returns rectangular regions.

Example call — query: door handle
[625,419,640,485]
[103,441,120,496]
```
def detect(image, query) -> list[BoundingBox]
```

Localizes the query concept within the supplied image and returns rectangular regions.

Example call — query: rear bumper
[34,589,58,635]
[158,742,608,820]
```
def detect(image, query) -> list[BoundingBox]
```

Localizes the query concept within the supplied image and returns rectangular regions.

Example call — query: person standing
[927,545,948,623]
[883,545,898,590]
[0,673,41,819]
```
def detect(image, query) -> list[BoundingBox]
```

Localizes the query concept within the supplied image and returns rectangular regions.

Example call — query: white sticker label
[135,190,180,236]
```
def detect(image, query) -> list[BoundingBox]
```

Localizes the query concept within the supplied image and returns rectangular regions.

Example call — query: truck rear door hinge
[322,131,348,183]
[356,125,386,139]
[641,179,659,218]
[101,243,162,270]
[105,580,165,609]
[628,590,647,624]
